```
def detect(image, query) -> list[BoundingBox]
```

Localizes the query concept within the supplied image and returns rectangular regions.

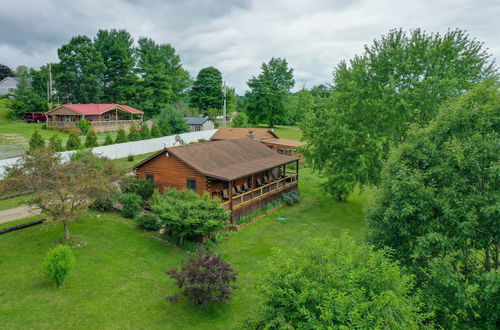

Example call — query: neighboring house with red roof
[45,104,144,133]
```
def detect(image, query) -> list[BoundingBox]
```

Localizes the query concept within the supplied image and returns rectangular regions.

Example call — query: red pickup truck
[24,112,47,123]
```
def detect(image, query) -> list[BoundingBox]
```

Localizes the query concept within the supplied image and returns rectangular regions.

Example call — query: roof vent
[247,129,256,139]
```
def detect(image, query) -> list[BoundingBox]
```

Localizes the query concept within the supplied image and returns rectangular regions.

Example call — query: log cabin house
[133,138,300,222]
[210,127,305,157]
[45,104,144,133]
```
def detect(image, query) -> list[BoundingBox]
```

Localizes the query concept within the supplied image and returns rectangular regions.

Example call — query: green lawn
[250,124,303,141]
[0,167,369,329]
[0,194,33,211]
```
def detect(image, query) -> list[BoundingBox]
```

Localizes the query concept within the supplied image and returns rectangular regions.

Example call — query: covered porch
[208,161,299,222]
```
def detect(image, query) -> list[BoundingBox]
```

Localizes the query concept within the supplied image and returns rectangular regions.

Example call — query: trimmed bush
[103,134,114,146]
[150,123,162,138]
[128,122,140,141]
[66,131,81,150]
[136,213,161,231]
[120,192,142,218]
[85,129,98,148]
[115,127,128,144]
[28,130,45,153]
[140,123,151,140]
[127,154,134,162]
[281,190,300,205]
[44,246,75,287]
[49,134,64,152]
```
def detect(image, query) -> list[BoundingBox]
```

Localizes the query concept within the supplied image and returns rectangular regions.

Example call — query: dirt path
[0,205,40,224]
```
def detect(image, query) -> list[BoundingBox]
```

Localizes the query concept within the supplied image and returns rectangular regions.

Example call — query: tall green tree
[246,235,426,329]
[157,106,188,134]
[11,76,48,116]
[55,35,105,103]
[367,81,500,328]
[288,89,315,124]
[246,57,294,127]
[135,38,191,117]
[94,29,138,103]
[301,28,497,200]
[189,67,223,111]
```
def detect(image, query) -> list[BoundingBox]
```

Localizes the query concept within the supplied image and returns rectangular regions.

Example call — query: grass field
[0,194,33,211]
[250,124,303,141]
[0,167,369,329]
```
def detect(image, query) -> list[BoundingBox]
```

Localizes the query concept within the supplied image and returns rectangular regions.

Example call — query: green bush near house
[135,213,161,231]
[103,134,114,146]
[65,131,81,150]
[115,127,128,144]
[44,246,75,288]
[120,192,142,218]
[85,129,98,148]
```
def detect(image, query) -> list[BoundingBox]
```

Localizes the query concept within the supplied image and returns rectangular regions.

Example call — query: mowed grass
[0,167,369,329]
[0,194,33,211]
[250,124,303,141]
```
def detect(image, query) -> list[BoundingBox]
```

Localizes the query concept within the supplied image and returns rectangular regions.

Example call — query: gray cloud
[1,0,498,93]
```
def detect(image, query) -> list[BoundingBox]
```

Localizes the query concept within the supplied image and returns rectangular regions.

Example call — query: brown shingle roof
[210,127,279,141]
[133,138,298,181]
[262,138,306,147]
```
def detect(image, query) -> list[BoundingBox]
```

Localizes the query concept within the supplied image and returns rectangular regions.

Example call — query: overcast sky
[1,0,499,93]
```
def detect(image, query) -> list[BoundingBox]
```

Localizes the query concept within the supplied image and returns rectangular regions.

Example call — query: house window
[195,125,201,131]
[285,149,292,156]
[277,148,284,154]
[104,114,110,121]
[8,88,15,93]
[187,178,197,191]
[146,173,154,181]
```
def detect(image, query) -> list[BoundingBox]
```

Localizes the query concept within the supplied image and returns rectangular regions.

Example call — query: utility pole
[48,63,53,109]
[222,80,227,128]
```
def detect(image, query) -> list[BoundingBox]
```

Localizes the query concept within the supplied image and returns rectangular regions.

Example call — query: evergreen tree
[246,58,295,127]
[139,123,151,140]
[128,123,140,141]
[150,123,162,138]
[189,67,223,111]
[85,129,98,148]
[103,134,114,146]
[94,29,138,103]
[55,35,105,103]
[66,131,81,150]
[48,134,64,152]
[135,37,191,117]
[28,130,45,153]
[115,127,128,144]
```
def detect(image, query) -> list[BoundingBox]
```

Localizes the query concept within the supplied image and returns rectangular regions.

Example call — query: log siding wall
[136,152,207,195]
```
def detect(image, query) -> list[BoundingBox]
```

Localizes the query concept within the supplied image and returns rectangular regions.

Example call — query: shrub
[90,190,118,211]
[44,246,75,287]
[166,254,237,307]
[48,134,64,152]
[281,190,300,205]
[121,176,156,201]
[128,122,140,141]
[28,130,45,153]
[135,213,161,231]
[85,129,98,148]
[120,192,142,218]
[197,138,206,143]
[78,119,91,135]
[115,127,128,144]
[245,235,425,328]
[66,131,81,150]
[127,154,134,162]
[150,189,227,246]
[103,134,114,146]
[150,123,162,138]
[140,123,151,140]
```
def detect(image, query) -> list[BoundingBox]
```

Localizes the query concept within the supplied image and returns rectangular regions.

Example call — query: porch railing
[47,120,139,129]
[221,173,298,211]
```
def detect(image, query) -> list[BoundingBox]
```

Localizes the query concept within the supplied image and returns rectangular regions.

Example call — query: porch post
[228,180,234,224]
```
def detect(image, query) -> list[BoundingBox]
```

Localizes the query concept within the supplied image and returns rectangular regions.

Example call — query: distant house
[186,117,215,132]
[0,77,22,95]
[133,138,299,222]
[45,104,144,133]
[210,127,305,157]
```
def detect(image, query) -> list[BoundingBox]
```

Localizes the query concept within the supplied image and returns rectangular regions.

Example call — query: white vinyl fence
[0,129,217,177]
